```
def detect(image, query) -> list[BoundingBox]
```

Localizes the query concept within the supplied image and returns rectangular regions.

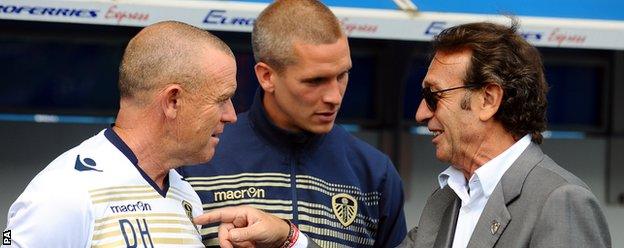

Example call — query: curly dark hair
[432,20,548,144]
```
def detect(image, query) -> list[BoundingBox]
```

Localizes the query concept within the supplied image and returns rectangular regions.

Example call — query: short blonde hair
[252,0,344,71]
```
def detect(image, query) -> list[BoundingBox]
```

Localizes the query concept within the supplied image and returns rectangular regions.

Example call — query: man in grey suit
[398,21,611,248]
[193,21,612,248]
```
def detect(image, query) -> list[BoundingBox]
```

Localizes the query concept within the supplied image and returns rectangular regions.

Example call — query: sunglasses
[421,84,479,111]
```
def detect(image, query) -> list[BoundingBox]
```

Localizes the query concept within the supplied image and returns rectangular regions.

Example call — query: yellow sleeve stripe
[188,176,290,186]
[296,174,374,193]
[92,195,162,204]
[300,224,375,246]
[192,181,291,192]
[202,198,292,209]
[168,186,197,201]
[90,187,155,198]
[89,185,152,194]
[90,189,192,204]
[185,172,290,181]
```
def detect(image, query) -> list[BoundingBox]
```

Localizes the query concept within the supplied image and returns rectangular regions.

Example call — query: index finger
[193,206,244,225]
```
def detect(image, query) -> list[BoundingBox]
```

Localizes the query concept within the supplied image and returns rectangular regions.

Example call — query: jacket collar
[499,142,545,204]
[248,89,323,153]
[466,142,545,248]
[414,143,546,248]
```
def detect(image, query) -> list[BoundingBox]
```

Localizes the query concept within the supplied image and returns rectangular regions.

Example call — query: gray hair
[118,20,233,103]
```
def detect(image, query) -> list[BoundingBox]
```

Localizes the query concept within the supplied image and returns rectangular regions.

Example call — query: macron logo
[214,187,265,202]
[74,155,102,172]
[110,201,152,213]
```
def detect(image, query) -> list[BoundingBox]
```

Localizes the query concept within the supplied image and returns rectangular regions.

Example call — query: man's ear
[255,62,277,93]
[478,83,503,121]
[160,84,183,119]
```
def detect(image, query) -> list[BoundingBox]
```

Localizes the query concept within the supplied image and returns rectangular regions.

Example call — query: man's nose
[322,79,344,106]
[222,99,237,123]
[415,100,433,123]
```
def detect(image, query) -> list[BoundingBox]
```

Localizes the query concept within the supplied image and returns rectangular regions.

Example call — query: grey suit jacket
[398,143,611,248]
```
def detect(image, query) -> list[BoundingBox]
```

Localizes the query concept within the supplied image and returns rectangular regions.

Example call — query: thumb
[229,226,262,243]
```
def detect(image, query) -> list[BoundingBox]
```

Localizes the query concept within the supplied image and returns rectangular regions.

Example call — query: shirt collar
[438,165,471,202]
[248,89,322,152]
[438,134,532,198]
[438,166,464,190]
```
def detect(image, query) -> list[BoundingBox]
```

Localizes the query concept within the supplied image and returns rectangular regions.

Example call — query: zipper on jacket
[290,153,299,224]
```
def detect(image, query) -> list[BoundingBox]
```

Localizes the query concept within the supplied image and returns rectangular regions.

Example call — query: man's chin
[185,149,215,166]
[307,123,334,134]
[435,150,451,164]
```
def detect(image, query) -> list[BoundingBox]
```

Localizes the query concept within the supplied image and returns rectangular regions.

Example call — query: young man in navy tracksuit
[178,1,407,247]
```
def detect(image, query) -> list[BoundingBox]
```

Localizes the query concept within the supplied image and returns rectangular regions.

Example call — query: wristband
[280,219,300,248]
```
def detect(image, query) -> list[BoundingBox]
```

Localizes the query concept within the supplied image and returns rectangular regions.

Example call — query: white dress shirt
[291,229,309,247]
[438,135,531,248]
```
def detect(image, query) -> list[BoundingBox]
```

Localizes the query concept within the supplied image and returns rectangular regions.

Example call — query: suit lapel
[466,185,510,248]
[433,197,460,248]
[415,186,459,248]
[467,143,545,248]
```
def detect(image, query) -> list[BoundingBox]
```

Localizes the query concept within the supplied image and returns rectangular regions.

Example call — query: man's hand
[194,206,291,248]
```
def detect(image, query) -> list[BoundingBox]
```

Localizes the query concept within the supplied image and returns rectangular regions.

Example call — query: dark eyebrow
[302,76,327,83]
[302,69,351,83]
